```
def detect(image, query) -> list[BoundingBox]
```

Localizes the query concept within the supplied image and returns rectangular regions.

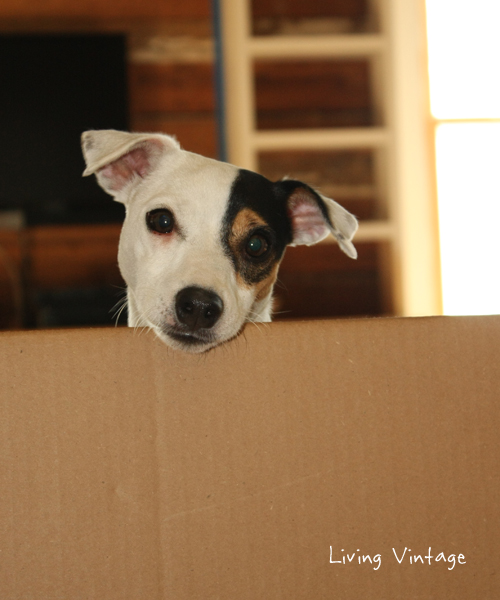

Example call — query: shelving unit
[218,0,440,316]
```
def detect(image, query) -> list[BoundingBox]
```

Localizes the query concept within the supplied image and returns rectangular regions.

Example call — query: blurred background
[0,0,497,331]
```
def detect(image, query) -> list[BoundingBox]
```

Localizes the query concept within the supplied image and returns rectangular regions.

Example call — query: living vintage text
[329,547,466,571]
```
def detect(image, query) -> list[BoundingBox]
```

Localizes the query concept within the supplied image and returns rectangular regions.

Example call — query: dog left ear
[81,129,180,198]
[284,183,358,259]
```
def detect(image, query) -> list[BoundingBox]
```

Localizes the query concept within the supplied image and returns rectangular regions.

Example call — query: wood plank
[0,0,211,20]
[283,240,377,273]
[274,242,383,318]
[257,109,372,130]
[249,35,385,59]
[255,60,371,111]
[254,128,386,152]
[252,0,367,19]
[259,149,374,184]
[255,59,372,129]
[129,62,216,114]
[27,224,123,289]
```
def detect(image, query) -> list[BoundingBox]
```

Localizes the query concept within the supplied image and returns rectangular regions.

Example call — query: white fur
[82,130,357,353]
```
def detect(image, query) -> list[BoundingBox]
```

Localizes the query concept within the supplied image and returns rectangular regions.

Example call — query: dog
[81,130,358,353]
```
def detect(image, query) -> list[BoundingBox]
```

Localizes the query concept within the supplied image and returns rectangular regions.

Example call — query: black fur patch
[222,170,293,285]
[222,170,330,286]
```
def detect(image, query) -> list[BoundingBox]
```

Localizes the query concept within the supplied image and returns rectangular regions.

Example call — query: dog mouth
[162,324,218,350]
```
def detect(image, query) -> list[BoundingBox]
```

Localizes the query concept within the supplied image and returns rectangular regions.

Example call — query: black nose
[175,286,224,332]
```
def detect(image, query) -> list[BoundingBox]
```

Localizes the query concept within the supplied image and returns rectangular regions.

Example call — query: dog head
[82,130,358,353]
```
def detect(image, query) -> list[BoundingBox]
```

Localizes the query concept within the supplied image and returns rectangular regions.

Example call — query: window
[426,0,500,315]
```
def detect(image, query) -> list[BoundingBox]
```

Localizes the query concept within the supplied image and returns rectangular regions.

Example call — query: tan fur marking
[254,263,280,302]
[230,208,267,243]
[229,208,269,290]
[235,270,249,289]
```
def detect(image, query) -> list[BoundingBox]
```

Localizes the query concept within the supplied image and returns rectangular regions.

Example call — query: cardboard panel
[1,316,499,598]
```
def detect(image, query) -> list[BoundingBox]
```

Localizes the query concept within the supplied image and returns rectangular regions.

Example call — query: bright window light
[426,0,500,119]
[426,0,500,316]
[435,123,500,315]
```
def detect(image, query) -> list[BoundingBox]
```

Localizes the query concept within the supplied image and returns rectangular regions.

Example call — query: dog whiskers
[114,302,128,326]
[274,276,288,292]
[127,292,155,338]
[134,308,155,338]
[110,294,129,326]
[245,310,270,335]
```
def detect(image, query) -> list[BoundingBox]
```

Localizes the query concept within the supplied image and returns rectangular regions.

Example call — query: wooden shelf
[249,34,386,59]
[219,0,441,316]
[253,127,389,151]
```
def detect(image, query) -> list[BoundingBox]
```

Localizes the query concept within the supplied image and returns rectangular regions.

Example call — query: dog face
[82,130,358,353]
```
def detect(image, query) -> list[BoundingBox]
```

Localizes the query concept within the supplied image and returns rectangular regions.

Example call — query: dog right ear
[283,181,358,259]
[81,130,180,199]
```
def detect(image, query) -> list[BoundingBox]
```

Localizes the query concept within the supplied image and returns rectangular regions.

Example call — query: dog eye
[146,209,175,234]
[245,234,269,258]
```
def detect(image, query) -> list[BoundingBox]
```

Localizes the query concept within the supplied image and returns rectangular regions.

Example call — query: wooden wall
[0,0,385,329]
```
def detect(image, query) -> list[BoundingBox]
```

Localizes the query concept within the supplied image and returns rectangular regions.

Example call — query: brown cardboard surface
[0,316,499,599]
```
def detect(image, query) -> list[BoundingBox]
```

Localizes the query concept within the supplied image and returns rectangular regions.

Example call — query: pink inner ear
[287,190,329,245]
[99,142,161,191]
